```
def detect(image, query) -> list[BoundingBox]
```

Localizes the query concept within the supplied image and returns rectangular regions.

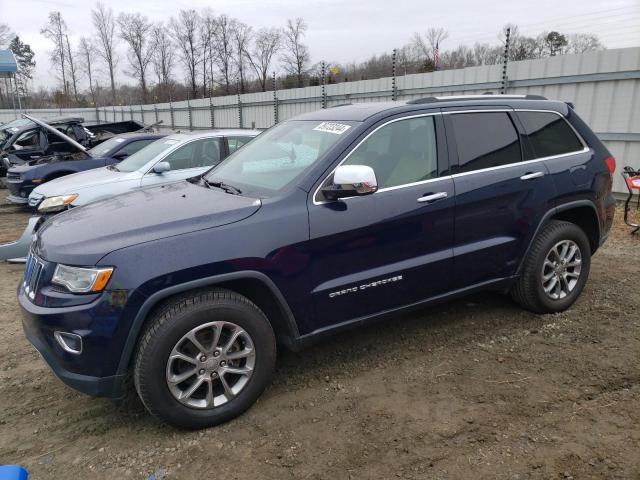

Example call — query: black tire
[133,288,276,429]
[511,220,591,314]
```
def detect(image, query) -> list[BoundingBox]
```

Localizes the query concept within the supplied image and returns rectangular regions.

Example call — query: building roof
[0,49,17,78]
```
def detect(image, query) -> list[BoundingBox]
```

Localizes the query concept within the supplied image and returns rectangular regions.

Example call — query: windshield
[0,118,33,145]
[117,138,177,172]
[88,136,127,157]
[204,120,356,196]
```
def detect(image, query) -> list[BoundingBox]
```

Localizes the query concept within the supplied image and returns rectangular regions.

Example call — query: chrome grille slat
[23,253,44,300]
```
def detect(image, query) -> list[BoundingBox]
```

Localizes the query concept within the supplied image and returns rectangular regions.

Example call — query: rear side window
[449,112,521,173]
[227,136,254,154]
[518,111,584,159]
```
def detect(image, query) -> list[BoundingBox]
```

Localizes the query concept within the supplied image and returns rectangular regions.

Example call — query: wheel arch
[116,271,301,376]
[517,200,600,275]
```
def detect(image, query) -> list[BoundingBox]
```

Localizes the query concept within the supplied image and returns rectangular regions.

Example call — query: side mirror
[321,165,378,201]
[152,161,171,174]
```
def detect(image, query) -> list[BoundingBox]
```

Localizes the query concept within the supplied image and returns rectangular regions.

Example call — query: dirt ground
[0,197,639,480]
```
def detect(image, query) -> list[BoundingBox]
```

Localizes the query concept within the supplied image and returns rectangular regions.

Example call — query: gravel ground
[0,198,639,479]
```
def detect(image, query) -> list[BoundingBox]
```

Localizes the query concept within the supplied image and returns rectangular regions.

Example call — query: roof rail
[406,94,547,105]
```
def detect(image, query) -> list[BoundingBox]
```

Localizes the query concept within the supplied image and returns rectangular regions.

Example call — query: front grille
[6,171,21,182]
[28,193,43,207]
[23,253,45,300]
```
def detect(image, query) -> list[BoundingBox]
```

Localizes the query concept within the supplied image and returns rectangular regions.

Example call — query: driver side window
[161,138,221,170]
[342,116,438,189]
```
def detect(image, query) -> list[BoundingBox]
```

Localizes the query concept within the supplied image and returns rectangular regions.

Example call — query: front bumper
[23,320,126,398]
[18,285,129,399]
[5,178,35,205]
[6,193,29,204]
[0,215,40,261]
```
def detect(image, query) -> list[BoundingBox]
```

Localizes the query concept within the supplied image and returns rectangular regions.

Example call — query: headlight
[37,194,78,213]
[52,264,114,293]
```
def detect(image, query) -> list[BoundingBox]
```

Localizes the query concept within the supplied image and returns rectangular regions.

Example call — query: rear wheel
[511,220,591,313]
[133,289,276,429]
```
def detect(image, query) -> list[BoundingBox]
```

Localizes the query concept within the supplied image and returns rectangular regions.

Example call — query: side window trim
[513,109,589,161]
[443,109,590,178]
[312,111,446,205]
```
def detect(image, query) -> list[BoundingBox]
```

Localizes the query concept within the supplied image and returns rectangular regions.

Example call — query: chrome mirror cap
[332,165,378,195]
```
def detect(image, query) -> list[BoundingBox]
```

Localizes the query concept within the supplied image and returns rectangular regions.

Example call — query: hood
[33,166,134,197]
[9,153,94,175]
[35,181,262,265]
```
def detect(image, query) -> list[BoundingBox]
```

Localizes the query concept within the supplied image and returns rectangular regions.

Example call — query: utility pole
[500,27,511,94]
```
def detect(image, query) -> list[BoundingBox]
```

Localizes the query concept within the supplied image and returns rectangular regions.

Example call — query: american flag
[434,41,440,70]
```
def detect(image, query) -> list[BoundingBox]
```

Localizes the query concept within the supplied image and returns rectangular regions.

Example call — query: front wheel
[511,220,591,313]
[133,289,276,429]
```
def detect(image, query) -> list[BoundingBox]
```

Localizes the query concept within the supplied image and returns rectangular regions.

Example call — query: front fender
[115,271,300,376]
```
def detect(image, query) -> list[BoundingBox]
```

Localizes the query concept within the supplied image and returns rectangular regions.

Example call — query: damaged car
[0,114,159,178]
[6,131,166,205]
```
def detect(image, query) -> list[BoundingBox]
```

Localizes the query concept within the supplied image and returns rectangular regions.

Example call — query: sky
[2,0,639,90]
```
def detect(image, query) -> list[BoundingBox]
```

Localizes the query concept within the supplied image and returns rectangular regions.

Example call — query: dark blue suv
[18,96,616,428]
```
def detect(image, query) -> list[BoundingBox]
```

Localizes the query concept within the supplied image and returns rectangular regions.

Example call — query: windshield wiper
[204,179,242,195]
[107,164,120,172]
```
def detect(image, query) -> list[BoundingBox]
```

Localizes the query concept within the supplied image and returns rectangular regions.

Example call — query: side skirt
[295,276,517,349]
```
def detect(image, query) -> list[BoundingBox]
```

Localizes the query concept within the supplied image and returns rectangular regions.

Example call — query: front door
[140,137,223,188]
[307,113,455,332]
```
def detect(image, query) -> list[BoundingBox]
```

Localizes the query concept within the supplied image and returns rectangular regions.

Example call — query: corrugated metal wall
[2,47,639,193]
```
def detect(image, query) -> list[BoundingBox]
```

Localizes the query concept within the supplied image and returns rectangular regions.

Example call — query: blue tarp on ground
[0,50,17,78]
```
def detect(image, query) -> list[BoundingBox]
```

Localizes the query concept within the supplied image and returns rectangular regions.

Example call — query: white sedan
[29,129,260,212]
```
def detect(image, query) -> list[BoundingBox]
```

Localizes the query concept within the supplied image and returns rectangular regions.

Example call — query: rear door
[307,112,455,331]
[444,109,556,288]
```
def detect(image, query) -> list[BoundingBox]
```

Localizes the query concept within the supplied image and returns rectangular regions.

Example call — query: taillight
[604,156,616,174]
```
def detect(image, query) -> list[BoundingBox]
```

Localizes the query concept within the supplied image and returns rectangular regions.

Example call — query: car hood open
[35,181,262,265]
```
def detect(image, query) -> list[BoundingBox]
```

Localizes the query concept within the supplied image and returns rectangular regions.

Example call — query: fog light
[54,331,83,354]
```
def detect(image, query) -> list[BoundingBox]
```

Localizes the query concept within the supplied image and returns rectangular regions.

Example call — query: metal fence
[1,46,639,194]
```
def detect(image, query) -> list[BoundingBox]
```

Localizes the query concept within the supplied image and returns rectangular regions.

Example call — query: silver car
[29,130,260,211]
[0,130,259,261]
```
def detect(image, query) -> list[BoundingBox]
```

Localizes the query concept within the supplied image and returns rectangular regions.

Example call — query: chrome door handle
[417,192,448,203]
[520,171,545,181]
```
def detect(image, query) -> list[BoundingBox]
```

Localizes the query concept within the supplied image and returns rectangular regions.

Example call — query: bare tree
[151,24,175,88]
[92,2,118,103]
[211,14,236,94]
[0,23,14,48]
[281,18,310,87]
[412,27,448,67]
[170,9,201,98]
[199,9,216,97]
[233,21,252,93]
[78,37,97,103]
[41,12,69,96]
[118,12,154,103]
[566,33,603,54]
[246,27,281,91]
[65,35,80,102]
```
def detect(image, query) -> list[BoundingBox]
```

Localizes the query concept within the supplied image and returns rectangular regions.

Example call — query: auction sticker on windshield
[313,122,351,135]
